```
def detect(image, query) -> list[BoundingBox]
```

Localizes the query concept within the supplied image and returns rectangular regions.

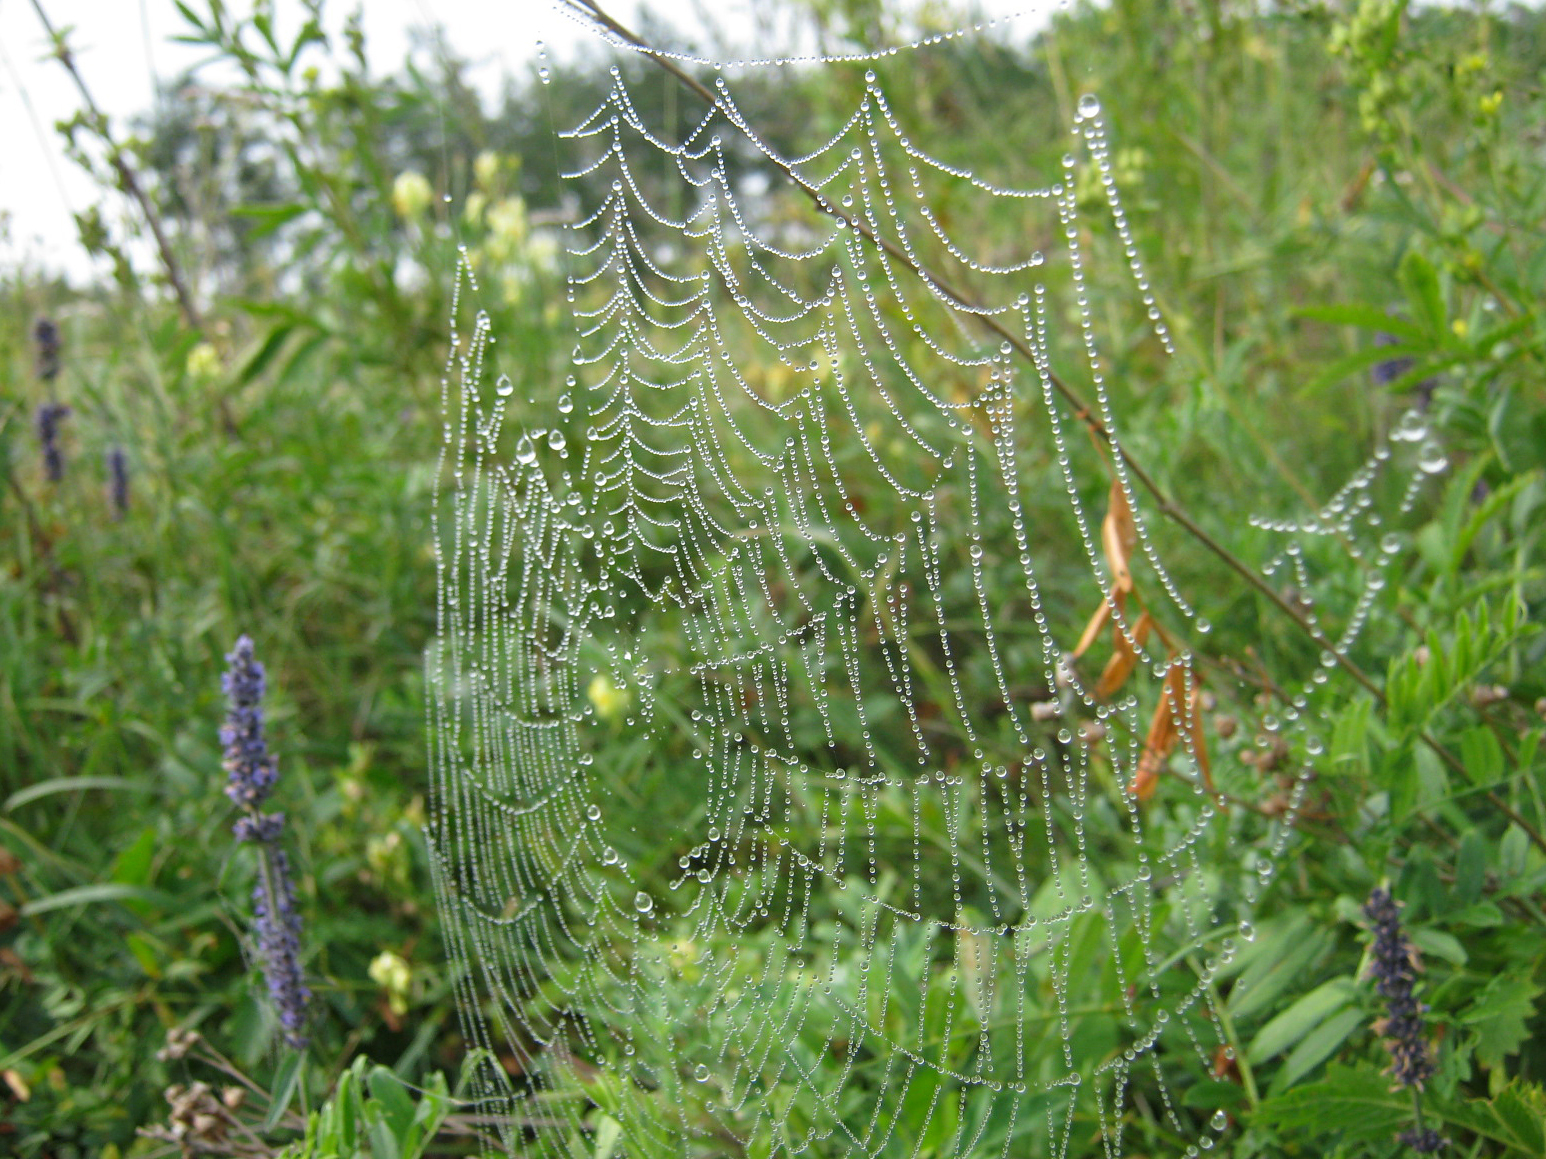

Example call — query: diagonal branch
[29,0,204,333]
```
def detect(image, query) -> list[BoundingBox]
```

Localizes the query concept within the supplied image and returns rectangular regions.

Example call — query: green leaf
[1295,302,1423,338]
[1273,1006,1366,1090]
[1399,248,1445,337]
[367,1066,416,1142]
[1255,1064,1409,1141]
[236,324,297,387]
[1247,976,1357,1065]
[230,202,309,242]
[1453,829,1488,906]
[1490,387,1546,473]
[265,1051,306,1132]
[5,776,143,810]
[1226,916,1331,1020]
[1436,1082,1546,1154]
[20,882,170,916]
[1409,928,1467,966]
[1461,976,1541,1071]
[593,1113,623,1159]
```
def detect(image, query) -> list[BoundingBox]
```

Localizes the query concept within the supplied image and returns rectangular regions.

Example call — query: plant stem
[27,0,203,333]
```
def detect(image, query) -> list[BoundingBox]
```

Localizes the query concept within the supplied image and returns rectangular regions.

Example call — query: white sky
[0,0,1046,278]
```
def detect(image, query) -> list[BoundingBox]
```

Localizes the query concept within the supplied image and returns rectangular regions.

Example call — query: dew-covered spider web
[427,13,1445,1157]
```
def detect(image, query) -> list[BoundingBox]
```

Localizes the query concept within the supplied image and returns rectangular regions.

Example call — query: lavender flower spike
[106,445,129,519]
[1363,887,1436,1090]
[250,840,310,1048]
[221,636,277,807]
[34,317,61,382]
[36,402,70,483]
[221,637,309,1047]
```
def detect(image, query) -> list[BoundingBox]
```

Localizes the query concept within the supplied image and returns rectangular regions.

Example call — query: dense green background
[1,0,1543,1154]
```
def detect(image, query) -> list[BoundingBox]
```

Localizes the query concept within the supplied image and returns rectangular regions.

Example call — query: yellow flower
[391,170,433,221]
[587,674,629,722]
[486,196,529,259]
[474,150,501,193]
[185,342,222,381]
[1478,90,1503,117]
[1451,318,1469,339]
[463,190,488,226]
[368,951,412,1016]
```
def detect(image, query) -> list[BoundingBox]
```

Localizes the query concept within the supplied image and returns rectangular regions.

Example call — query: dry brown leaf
[1094,610,1153,700]
[1073,585,1125,660]
[1128,664,1214,802]
[1101,479,1137,593]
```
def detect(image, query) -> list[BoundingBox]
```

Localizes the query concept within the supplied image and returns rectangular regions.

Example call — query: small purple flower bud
[34,317,61,382]
[1370,331,1436,407]
[233,812,285,844]
[35,402,70,483]
[107,445,129,518]
[1398,1126,1447,1152]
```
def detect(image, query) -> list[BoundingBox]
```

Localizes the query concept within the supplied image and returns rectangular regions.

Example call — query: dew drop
[586,804,602,821]
[515,435,537,466]
[1077,93,1101,118]
[634,891,654,914]
[694,1064,710,1082]
[1416,439,1448,474]
[494,375,514,397]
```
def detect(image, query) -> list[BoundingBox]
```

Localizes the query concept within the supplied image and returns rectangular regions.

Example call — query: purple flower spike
[221,637,309,1048]
[1363,887,1437,1090]
[34,317,61,382]
[251,844,310,1047]
[36,402,70,483]
[222,636,278,808]
[107,446,129,518]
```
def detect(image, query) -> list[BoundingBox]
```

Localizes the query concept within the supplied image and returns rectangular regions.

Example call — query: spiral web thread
[428,32,1440,1159]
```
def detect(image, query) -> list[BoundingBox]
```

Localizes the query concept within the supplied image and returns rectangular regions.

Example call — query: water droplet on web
[1416,439,1448,473]
[1391,411,1427,443]
[634,891,654,914]
[1077,93,1101,118]
[515,435,537,466]
[586,804,601,821]
[494,375,514,397]
[557,393,574,414]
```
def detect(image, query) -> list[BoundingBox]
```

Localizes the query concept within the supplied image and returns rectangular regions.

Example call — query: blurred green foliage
[0,0,1543,1154]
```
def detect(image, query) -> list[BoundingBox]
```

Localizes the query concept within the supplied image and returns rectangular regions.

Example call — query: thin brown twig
[28,0,203,333]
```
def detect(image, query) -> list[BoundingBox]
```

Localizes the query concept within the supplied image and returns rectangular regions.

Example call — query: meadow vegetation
[1,0,1544,1154]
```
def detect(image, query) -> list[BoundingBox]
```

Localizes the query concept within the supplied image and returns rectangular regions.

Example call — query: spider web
[427,20,1437,1158]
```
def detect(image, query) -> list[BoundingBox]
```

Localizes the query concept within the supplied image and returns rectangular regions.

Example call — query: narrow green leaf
[1399,249,1445,336]
[593,1113,623,1159]
[20,882,169,916]
[6,776,143,810]
[1274,1006,1366,1090]
[1295,302,1423,337]
[265,1051,306,1132]
[1247,977,1357,1065]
